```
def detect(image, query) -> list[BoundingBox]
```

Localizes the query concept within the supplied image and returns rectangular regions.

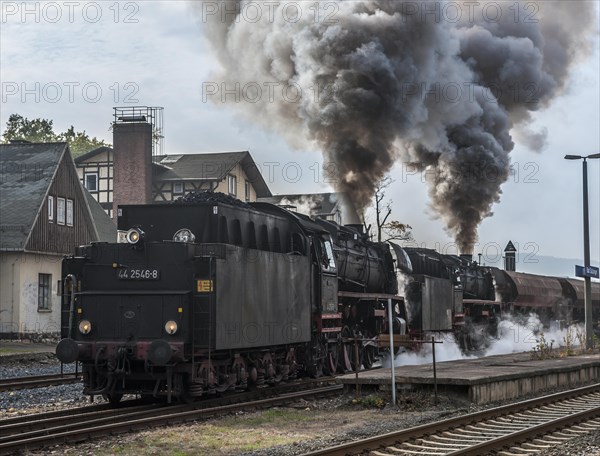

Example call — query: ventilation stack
[504,240,517,272]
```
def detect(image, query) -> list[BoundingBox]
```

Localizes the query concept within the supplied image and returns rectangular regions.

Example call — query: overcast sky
[1,1,599,273]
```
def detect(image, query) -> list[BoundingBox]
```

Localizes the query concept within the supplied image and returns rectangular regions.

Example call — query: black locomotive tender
[56,193,600,403]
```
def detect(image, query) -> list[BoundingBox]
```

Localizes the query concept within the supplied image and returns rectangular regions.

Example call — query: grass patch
[351,394,387,409]
[92,408,316,456]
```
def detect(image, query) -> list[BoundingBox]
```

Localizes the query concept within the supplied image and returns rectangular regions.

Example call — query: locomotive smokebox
[460,253,473,262]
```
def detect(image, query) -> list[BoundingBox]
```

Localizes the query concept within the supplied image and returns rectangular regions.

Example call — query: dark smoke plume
[198,1,596,252]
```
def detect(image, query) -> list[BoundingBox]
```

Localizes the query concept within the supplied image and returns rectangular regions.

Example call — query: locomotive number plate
[117,268,161,280]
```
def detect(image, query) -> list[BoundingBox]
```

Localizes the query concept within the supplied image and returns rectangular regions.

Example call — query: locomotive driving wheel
[322,336,339,376]
[102,392,123,405]
[361,330,377,370]
[309,338,339,378]
[340,326,363,372]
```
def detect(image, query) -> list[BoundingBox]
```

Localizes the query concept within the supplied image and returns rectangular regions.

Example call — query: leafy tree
[1,114,110,157]
[1,114,58,143]
[371,176,413,243]
[61,126,111,156]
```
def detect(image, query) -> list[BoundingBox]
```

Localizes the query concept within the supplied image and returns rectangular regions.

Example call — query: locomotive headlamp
[165,320,178,335]
[173,228,195,243]
[78,320,92,335]
[126,228,144,245]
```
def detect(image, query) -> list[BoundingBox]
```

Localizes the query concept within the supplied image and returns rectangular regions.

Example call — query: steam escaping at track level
[199,0,596,251]
[382,314,585,367]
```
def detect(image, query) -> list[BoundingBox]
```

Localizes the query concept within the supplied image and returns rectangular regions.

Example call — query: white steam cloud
[383,313,585,367]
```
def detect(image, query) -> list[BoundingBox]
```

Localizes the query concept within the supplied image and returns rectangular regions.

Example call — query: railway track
[0,379,342,455]
[0,373,80,392]
[304,383,600,456]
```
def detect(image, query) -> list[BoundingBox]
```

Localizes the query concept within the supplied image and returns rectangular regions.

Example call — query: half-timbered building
[74,146,113,214]
[152,151,270,202]
[75,148,271,216]
[0,142,116,338]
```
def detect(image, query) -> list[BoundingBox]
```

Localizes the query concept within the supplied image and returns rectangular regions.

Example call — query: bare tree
[372,176,413,243]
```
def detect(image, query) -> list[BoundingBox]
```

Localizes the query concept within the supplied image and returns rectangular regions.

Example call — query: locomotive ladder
[191,255,216,383]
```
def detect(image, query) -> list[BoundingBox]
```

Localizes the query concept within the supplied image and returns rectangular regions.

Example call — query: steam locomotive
[56,194,408,403]
[403,248,600,349]
[56,193,600,403]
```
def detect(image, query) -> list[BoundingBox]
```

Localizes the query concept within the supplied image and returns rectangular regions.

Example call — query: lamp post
[564,153,600,349]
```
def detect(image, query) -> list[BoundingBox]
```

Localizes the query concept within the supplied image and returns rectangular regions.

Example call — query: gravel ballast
[0,352,86,416]
[2,349,600,455]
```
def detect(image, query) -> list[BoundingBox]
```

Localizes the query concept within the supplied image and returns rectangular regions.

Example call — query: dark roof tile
[0,143,66,250]
[154,151,271,197]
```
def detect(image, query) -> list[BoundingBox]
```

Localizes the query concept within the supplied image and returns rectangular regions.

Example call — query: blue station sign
[575,265,600,279]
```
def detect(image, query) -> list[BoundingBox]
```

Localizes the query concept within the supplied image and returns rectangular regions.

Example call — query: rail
[0,379,342,455]
[302,383,600,456]
[0,373,80,392]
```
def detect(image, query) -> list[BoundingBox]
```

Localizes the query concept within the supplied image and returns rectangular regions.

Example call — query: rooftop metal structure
[113,106,164,160]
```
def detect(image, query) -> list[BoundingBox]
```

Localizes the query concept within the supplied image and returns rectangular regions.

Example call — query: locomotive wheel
[362,331,377,370]
[362,343,375,370]
[323,348,339,376]
[179,389,195,404]
[309,362,324,378]
[322,337,339,376]
[340,326,363,372]
[102,392,123,406]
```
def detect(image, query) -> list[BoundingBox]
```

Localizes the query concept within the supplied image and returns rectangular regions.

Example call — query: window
[84,173,98,192]
[322,240,337,271]
[228,175,237,196]
[245,180,251,202]
[38,274,51,310]
[66,199,73,226]
[48,196,54,222]
[173,182,184,194]
[57,197,65,225]
[325,211,342,225]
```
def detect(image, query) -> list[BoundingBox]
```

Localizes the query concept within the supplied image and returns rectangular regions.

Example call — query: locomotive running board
[337,291,403,300]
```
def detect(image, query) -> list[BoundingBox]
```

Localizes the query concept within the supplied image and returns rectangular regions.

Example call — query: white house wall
[214,163,257,202]
[0,252,21,335]
[0,252,62,336]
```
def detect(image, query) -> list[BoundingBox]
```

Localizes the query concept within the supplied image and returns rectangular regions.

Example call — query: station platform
[337,351,600,404]
[0,341,57,358]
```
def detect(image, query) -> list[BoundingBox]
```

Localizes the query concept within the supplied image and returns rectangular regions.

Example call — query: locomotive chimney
[112,107,163,220]
[460,253,473,262]
[504,240,517,272]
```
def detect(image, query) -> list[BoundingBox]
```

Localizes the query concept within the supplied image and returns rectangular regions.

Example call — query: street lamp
[564,153,600,349]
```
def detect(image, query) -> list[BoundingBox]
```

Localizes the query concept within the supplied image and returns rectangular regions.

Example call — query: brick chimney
[112,121,153,218]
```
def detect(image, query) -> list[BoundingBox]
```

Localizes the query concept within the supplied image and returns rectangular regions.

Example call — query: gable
[26,151,99,254]
[0,142,65,250]
[153,151,271,198]
[74,146,112,164]
[153,151,248,181]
